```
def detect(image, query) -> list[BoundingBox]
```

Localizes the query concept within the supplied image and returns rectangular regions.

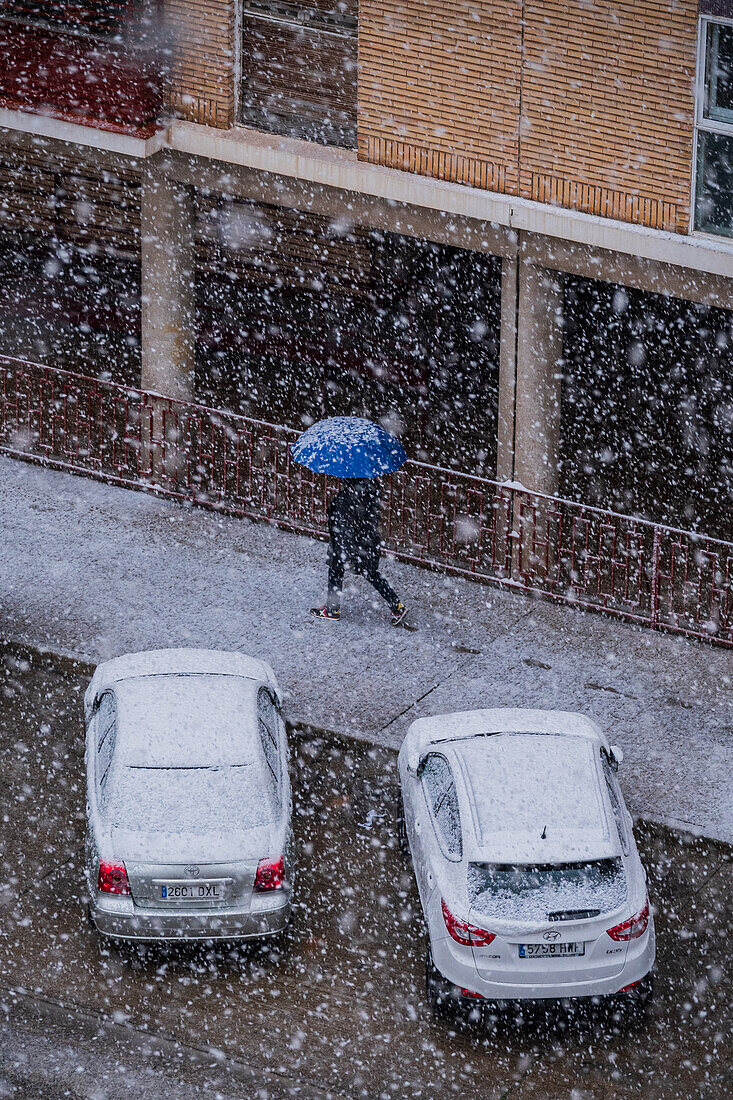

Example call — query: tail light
[254,856,285,892]
[607,899,650,941]
[441,899,495,947]
[617,979,642,993]
[460,988,485,1000]
[98,861,130,895]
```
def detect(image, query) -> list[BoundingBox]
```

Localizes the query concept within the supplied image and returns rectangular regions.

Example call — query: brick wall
[521,1,697,233]
[358,0,698,234]
[166,0,235,127]
[358,0,523,194]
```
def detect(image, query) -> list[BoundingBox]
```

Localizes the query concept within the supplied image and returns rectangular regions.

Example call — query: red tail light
[607,899,650,941]
[98,861,130,895]
[441,899,496,947]
[460,988,485,999]
[254,856,285,892]
[617,979,642,993]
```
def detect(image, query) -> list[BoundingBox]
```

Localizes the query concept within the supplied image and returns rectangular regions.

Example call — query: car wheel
[618,972,654,1022]
[425,946,461,1020]
[397,812,410,856]
[633,972,654,1008]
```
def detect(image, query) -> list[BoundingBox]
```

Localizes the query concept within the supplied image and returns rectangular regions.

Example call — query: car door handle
[415,819,421,833]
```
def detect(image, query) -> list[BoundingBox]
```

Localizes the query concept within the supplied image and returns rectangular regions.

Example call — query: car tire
[425,946,461,1020]
[397,812,410,856]
[633,972,654,1008]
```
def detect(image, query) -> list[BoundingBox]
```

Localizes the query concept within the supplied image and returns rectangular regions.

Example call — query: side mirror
[406,751,423,778]
[609,745,624,772]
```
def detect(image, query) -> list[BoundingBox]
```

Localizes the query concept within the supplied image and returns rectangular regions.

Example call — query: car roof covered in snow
[85,648,279,714]
[448,732,617,864]
[112,674,262,768]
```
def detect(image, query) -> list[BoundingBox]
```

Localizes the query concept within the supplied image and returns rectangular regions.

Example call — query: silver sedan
[84,648,293,942]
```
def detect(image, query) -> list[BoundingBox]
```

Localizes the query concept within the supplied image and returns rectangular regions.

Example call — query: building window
[695,17,733,237]
[240,1,357,148]
[0,0,139,39]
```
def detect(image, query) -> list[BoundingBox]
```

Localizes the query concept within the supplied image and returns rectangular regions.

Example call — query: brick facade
[358,0,523,194]
[358,0,698,233]
[521,1,697,233]
[166,0,235,128]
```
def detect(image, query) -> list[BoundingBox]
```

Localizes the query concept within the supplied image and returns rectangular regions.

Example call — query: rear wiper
[548,909,601,922]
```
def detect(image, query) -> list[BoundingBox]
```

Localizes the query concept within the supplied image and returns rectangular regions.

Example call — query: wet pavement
[0,648,731,1099]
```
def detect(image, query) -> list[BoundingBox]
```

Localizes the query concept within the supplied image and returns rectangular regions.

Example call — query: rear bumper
[91,892,291,942]
[432,927,656,1001]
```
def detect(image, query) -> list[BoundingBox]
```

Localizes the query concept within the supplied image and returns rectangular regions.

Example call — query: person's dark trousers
[327,555,399,614]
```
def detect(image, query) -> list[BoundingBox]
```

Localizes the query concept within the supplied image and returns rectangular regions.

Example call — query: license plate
[518,942,585,958]
[159,882,224,902]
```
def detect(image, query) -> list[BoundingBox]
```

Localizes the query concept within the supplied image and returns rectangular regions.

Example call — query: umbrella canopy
[291,416,407,478]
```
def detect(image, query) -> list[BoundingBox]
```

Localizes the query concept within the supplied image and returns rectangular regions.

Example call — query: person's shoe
[310,605,340,620]
[391,602,408,626]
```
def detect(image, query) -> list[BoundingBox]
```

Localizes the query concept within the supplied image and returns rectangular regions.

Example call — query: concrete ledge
[1,107,731,280]
[167,121,733,280]
[0,107,168,158]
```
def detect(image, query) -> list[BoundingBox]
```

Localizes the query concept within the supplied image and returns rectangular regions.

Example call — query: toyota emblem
[543,930,561,941]
[184,865,200,878]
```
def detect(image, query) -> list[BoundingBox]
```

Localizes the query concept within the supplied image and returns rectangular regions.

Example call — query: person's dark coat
[327,479,382,574]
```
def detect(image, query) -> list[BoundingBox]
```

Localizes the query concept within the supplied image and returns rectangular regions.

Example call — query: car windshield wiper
[125,763,254,770]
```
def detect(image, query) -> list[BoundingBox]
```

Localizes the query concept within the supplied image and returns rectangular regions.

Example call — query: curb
[1,635,730,851]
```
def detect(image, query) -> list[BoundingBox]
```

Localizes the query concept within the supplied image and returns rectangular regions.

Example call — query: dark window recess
[695,20,733,236]
[194,194,501,476]
[240,0,357,148]
[0,151,141,386]
[696,130,733,238]
[561,274,733,538]
[0,0,139,38]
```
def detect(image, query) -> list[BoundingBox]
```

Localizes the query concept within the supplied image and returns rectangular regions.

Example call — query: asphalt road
[0,647,731,1099]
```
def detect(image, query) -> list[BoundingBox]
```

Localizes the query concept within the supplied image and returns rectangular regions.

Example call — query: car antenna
[540,825,547,839]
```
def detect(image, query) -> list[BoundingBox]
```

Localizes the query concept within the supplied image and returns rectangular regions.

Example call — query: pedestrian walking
[290,415,409,625]
[310,478,407,624]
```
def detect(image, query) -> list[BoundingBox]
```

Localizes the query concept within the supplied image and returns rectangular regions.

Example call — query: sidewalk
[0,454,731,842]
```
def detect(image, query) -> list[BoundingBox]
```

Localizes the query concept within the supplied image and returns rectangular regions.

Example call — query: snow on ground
[0,454,731,842]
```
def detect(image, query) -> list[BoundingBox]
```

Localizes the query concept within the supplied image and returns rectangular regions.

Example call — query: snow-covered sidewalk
[0,454,731,842]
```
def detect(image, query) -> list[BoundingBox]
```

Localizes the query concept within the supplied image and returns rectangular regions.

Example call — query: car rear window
[468,858,627,923]
[108,765,272,834]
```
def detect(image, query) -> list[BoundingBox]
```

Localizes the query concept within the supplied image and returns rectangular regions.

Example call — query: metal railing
[1,355,731,648]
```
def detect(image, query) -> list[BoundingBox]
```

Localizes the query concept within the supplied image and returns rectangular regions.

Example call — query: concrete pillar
[139,161,195,484]
[513,260,564,496]
[496,254,518,483]
[140,160,195,399]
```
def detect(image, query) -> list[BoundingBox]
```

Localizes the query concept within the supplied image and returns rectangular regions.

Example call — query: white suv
[398,708,655,1017]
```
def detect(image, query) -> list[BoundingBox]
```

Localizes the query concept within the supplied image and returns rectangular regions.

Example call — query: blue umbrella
[291,416,407,478]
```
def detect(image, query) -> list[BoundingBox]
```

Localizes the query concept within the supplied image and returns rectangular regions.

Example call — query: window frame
[420,752,463,863]
[692,14,733,236]
[95,691,118,805]
[600,749,630,857]
[257,686,282,807]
